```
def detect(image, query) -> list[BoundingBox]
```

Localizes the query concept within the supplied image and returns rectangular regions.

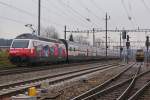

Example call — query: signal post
[145,36,149,66]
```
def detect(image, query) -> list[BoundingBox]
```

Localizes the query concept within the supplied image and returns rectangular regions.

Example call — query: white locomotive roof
[15,33,62,44]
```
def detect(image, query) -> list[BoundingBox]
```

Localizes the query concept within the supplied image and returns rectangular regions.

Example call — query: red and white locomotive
[9,33,119,66]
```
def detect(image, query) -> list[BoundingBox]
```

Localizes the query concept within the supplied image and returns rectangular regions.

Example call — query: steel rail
[0,63,122,97]
[128,81,150,100]
[117,63,142,100]
[0,63,118,90]
[71,63,135,100]
[82,78,132,100]
[0,61,118,76]
[81,64,150,100]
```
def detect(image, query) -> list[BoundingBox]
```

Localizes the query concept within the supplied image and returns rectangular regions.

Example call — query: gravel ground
[136,64,150,100]
[37,64,127,100]
[137,86,150,100]
[0,61,120,84]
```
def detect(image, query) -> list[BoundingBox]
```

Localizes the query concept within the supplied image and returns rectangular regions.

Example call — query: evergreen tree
[69,34,74,42]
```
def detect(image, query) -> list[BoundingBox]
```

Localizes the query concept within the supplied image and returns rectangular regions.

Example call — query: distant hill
[0,39,12,46]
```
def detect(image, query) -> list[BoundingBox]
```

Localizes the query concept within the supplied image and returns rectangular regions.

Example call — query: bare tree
[74,35,89,45]
[95,38,105,48]
[41,26,59,39]
[74,35,84,43]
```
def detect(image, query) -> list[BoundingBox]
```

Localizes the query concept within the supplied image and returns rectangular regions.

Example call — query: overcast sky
[0,0,150,46]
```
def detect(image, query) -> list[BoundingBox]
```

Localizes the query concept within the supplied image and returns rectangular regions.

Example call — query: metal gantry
[66,29,150,33]
[65,27,150,61]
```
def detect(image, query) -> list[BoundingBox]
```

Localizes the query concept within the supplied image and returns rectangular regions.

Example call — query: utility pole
[93,28,95,46]
[64,25,67,40]
[38,0,41,36]
[105,13,110,57]
[122,30,127,62]
[126,35,130,64]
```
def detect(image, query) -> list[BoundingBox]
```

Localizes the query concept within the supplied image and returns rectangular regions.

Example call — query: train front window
[12,40,29,48]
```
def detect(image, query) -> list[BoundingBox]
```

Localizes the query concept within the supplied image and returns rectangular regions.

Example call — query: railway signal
[145,36,149,48]
[126,42,130,49]
[127,35,129,41]
[126,35,130,49]
[145,36,149,65]
[126,35,130,64]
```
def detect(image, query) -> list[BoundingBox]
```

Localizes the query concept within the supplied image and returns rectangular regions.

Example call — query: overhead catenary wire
[45,0,88,29]
[32,0,67,18]
[140,0,150,14]
[127,0,138,26]
[49,0,92,29]
[32,0,95,29]
[56,0,87,21]
[58,0,98,27]
[31,0,65,28]
[78,0,102,23]
[89,0,105,14]
[0,1,35,17]
[121,0,132,20]
[121,0,136,27]
[0,16,26,24]
[45,0,75,19]
[0,0,97,30]
[1,0,147,35]
[0,1,64,28]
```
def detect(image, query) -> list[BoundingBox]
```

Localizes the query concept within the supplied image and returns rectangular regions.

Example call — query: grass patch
[0,50,9,57]
[0,50,15,67]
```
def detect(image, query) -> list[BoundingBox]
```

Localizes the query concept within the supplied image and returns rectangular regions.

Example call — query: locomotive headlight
[30,48,34,54]
[30,48,36,56]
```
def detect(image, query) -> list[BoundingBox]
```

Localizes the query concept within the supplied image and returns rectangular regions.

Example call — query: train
[9,33,119,66]
[135,49,144,62]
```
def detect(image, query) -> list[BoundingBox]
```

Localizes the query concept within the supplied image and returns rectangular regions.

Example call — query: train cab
[136,49,144,62]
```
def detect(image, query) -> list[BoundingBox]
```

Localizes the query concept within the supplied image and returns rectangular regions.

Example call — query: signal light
[146,36,149,48]
[127,35,129,41]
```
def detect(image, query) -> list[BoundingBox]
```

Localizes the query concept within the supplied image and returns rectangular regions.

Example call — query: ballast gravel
[0,61,119,84]
[38,64,127,100]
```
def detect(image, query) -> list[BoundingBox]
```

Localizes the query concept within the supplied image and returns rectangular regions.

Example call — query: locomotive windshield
[12,40,29,48]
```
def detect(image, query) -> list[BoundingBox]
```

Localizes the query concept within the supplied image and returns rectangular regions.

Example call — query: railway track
[71,63,150,100]
[135,81,150,100]
[0,61,118,76]
[0,63,123,99]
